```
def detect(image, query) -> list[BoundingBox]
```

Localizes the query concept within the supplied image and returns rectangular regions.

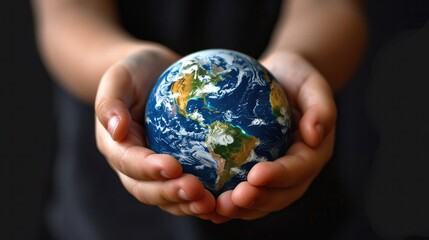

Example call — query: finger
[95,48,179,141]
[96,119,182,181]
[119,173,208,206]
[216,190,269,220]
[95,64,134,141]
[247,129,335,188]
[216,191,240,217]
[203,214,231,224]
[262,53,336,147]
[159,190,216,216]
[297,73,337,147]
[114,147,182,181]
[230,181,310,213]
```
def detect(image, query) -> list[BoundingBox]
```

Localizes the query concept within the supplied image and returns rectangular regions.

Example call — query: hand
[94,45,218,218]
[213,51,337,222]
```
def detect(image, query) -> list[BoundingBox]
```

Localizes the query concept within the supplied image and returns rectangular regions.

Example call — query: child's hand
[213,51,337,222]
[94,46,218,218]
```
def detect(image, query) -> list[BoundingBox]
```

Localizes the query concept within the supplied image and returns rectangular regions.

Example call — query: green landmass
[171,62,223,117]
[206,121,258,190]
[270,80,289,119]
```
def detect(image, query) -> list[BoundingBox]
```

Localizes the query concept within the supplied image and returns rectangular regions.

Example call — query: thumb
[261,52,336,148]
[297,73,336,148]
[95,64,133,141]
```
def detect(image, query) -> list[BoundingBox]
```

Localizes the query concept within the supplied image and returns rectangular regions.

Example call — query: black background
[0,1,54,239]
[2,1,429,240]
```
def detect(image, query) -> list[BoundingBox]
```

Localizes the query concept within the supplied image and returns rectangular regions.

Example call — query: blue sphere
[145,49,291,196]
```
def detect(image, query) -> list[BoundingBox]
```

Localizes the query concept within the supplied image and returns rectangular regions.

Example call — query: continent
[171,62,223,117]
[206,121,259,191]
[171,70,195,117]
[146,49,292,195]
[270,80,290,126]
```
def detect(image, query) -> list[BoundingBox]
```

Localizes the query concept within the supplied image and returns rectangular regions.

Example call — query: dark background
[0,1,54,239]
[2,1,429,240]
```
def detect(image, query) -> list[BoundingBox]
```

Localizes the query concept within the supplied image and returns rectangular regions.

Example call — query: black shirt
[45,0,429,239]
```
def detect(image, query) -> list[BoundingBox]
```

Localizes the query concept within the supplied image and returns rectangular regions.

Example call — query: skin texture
[32,0,367,223]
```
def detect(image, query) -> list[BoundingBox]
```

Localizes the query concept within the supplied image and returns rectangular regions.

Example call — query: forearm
[31,0,147,103]
[265,0,367,92]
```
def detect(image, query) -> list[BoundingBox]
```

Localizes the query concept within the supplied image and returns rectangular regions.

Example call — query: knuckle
[131,181,149,205]
[95,97,108,117]
[95,98,117,128]
[160,186,177,203]
[117,147,130,174]
[139,155,155,180]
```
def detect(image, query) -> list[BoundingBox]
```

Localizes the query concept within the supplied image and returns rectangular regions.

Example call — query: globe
[145,49,292,196]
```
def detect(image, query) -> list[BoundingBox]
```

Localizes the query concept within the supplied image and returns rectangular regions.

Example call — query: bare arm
[264,0,367,91]
[32,0,216,218]
[31,0,368,222]
[216,0,367,222]
[31,0,157,103]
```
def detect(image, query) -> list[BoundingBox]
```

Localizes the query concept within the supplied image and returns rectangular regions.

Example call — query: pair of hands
[95,45,336,223]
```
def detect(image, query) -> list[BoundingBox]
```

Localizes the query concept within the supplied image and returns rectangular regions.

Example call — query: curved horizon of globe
[145,49,291,195]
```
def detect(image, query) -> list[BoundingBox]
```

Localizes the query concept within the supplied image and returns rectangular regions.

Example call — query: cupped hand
[213,51,337,222]
[94,45,218,218]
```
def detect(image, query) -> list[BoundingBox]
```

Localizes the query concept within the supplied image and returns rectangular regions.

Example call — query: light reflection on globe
[145,49,291,196]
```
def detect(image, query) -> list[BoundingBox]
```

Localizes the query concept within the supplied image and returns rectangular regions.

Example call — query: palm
[95,46,219,218]
[213,52,337,222]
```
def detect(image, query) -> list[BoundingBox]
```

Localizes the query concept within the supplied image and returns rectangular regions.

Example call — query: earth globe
[145,49,292,196]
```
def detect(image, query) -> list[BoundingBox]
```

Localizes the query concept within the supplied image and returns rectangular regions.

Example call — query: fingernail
[316,124,324,143]
[107,116,119,136]
[189,203,199,214]
[178,189,191,201]
[160,170,172,179]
